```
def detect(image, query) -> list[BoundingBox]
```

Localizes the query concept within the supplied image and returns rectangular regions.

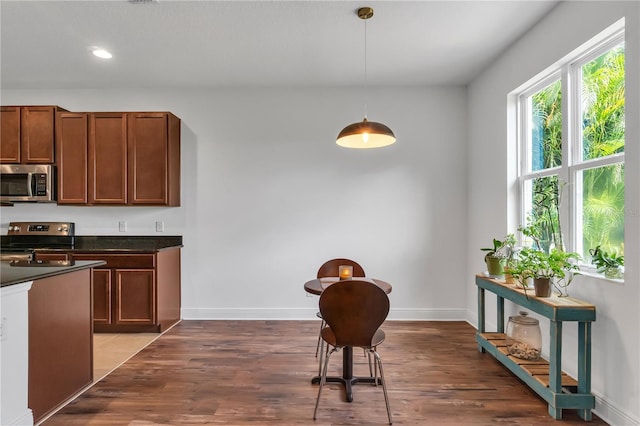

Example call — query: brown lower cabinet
[28,268,93,424]
[34,248,181,332]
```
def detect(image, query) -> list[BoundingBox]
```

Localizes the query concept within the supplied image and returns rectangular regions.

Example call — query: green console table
[475,274,596,420]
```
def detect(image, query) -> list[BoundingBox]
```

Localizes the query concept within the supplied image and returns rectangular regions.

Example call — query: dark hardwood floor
[44,321,607,425]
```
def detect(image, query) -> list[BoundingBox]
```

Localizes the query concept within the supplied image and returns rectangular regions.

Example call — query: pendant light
[336,7,396,149]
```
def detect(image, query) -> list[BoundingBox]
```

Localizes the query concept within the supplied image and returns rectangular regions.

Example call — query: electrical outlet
[118,221,127,232]
[155,221,164,232]
[1,317,7,341]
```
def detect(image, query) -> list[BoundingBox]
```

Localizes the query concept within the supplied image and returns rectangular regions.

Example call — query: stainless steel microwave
[0,164,55,203]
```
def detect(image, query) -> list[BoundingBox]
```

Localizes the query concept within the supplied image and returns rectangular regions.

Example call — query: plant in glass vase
[521,177,568,253]
[514,177,583,296]
[590,245,624,279]
[502,233,518,284]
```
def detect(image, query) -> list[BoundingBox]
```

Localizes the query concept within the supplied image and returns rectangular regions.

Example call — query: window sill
[577,267,624,283]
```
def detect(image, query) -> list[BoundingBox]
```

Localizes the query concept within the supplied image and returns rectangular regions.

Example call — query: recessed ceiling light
[92,49,112,59]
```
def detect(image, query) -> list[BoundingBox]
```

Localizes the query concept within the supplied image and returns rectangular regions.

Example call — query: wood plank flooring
[44,321,607,425]
[93,333,160,381]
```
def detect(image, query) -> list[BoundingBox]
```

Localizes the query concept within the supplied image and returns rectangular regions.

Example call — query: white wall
[0,282,34,426]
[467,2,639,425]
[0,86,469,321]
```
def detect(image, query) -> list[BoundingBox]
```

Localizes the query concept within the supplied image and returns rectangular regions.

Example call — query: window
[516,29,625,267]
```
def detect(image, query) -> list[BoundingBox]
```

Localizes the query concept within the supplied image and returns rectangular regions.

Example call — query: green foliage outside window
[532,81,562,171]
[529,44,625,260]
[582,45,625,160]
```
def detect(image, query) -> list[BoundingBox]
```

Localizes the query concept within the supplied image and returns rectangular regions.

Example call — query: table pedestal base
[311,346,381,402]
[311,375,382,402]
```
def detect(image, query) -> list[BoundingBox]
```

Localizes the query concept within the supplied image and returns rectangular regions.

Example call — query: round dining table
[304,276,392,402]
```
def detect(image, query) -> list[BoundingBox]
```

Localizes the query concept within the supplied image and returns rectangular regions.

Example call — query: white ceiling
[1,0,558,89]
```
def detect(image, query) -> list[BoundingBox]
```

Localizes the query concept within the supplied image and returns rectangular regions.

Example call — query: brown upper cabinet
[128,113,181,206]
[56,112,89,204]
[89,112,129,204]
[1,106,65,163]
[56,111,180,206]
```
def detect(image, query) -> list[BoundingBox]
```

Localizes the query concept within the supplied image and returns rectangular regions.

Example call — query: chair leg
[374,351,393,425]
[316,319,326,375]
[313,346,337,421]
[320,336,330,375]
[315,318,325,357]
[317,337,325,376]
[367,346,380,385]
[374,348,379,386]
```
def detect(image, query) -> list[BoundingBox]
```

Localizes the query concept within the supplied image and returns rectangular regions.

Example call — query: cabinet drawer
[33,252,71,261]
[73,253,155,269]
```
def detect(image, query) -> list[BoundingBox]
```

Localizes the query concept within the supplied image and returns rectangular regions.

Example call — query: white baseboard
[592,393,639,426]
[4,409,33,426]
[181,307,469,321]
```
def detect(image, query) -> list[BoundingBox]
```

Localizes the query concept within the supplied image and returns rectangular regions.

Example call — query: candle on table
[338,265,353,280]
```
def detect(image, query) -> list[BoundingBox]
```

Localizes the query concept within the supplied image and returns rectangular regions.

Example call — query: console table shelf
[476,275,596,420]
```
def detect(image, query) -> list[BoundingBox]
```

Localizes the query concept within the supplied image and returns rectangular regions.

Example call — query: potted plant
[510,247,580,297]
[590,245,624,279]
[480,236,510,277]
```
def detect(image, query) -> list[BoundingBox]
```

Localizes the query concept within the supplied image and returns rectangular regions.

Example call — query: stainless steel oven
[1,221,75,261]
[0,164,55,203]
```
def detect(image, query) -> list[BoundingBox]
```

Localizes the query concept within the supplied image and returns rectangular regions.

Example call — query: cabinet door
[89,113,127,204]
[128,113,168,205]
[21,106,55,163]
[128,112,180,206]
[56,112,88,204]
[0,106,21,163]
[115,269,155,325]
[93,269,112,324]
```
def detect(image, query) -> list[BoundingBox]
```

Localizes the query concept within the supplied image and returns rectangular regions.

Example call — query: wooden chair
[313,279,392,425]
[315,258,366,373]
[316,258,366,280]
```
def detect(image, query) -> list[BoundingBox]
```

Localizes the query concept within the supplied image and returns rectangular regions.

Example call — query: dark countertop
[1,235,183,254]
[1,260,106,288]
[72,235,183,252]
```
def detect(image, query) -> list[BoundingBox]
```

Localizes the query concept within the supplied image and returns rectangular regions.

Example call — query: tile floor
[93,333,159,381]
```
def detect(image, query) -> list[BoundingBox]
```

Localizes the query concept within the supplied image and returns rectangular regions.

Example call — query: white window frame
[515,28,625,274]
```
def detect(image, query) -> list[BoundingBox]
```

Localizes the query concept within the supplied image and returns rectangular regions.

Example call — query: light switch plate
[1,317,7,341]
[155,221,164,232]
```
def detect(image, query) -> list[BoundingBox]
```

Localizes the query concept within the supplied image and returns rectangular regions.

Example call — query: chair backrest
[319,279,389,348]
[316,258,365,278]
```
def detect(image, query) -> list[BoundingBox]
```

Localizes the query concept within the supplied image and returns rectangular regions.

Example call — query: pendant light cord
[363,16,368,120]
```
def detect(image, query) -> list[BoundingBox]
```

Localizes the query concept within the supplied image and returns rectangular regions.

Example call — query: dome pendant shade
[336,118,396,149]
[335,7,396,149]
